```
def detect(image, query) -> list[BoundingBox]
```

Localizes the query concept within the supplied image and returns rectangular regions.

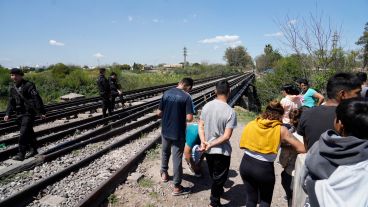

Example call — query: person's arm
[186,114,193,122]
[205,110,237,151]
[198,119,207,151]
[205,128,234,150]
[313,91,324,106]
[297,112,308,149]
[97,78,105,97]
[156,109,162,117]
[157,95,164,117]
[281,126,306,153]
[185,96,194,122]
[109,79,117,96]
[28,83,46,117]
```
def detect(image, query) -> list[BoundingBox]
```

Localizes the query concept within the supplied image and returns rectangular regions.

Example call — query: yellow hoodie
[240,117,282,154]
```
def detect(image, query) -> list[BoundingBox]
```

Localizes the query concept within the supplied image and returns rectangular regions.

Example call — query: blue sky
[0,0,367,68]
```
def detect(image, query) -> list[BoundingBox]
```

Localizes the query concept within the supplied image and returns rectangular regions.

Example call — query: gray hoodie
[302,130,368,207]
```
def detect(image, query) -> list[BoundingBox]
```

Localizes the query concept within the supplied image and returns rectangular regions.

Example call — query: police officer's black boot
[12,146,26,161]
[27,139,39,158]
[26,147,38,158]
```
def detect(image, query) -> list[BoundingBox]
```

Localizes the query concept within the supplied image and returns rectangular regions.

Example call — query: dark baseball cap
[10,68,24,76]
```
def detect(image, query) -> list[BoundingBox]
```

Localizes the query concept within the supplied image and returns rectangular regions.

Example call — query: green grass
[234,106,258,123]
[108,194,119,205]
[71,149,82,156]
[0,64,238,111]
[0,171,32,185]
[138,177,154,188]
[149,191,159,199]
[146,145,160,160]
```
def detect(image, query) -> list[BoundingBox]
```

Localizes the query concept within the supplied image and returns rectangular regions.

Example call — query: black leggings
[239,153,275,207]
[281,170,293,207]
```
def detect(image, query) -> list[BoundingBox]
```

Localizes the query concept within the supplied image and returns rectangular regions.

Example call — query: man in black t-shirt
[297,73,362,150]
[157,78,194,196]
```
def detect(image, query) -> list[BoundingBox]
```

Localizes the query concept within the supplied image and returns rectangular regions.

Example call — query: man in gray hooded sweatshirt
[302,98,368,207]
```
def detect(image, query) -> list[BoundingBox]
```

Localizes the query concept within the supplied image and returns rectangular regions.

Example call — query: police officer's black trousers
[101,97,112,117]
[110,96,117,112]
[17,115,37,153]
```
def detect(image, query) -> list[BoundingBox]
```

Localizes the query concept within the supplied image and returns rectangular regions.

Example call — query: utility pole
[183,47,187,69]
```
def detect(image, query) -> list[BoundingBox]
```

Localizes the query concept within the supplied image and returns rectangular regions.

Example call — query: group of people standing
[157,72,368,207]
[244,72,367,207]
[96,68,123,118]
[157,78,237,206]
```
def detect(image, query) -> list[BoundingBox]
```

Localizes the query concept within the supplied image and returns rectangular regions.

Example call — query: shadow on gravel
[223,184,247,207]
[181,160,247,207]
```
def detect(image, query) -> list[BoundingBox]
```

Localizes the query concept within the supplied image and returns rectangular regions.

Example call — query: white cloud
[229,40,242,48]
[152,18,159,23]
[199,35,240,44]
[213,45,219,50]
[49,39,65,46]
[93,53,104,58]
[264,32,283,37]
[183,19,188,23]
[288,19,297,25]
[128,16,133,22]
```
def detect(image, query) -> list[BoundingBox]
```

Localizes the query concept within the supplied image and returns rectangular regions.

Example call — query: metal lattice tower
[332,32,339,50]
[183,47,187,68]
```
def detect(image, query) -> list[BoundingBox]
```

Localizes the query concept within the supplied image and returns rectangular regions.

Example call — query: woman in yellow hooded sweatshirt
[239,100,305,207]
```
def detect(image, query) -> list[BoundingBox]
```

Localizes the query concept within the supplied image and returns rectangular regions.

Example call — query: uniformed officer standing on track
[108,72,122,112]
[3,68,46,161]
[97,68,112,117]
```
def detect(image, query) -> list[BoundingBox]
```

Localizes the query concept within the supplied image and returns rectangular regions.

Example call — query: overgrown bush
[256,56,304,105]
[0,64,236,110]
[255,55,353,106]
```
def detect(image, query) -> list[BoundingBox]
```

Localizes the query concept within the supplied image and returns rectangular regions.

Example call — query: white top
[244,149,277,162]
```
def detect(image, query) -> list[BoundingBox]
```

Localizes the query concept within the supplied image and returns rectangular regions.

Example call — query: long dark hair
[336,98,368,139]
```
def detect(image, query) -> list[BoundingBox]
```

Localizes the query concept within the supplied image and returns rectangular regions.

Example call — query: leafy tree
[356,22,368,70]
[223,46,254,70]
[49,63,71,78]
[345,50,360,70]
[256,55,304,105]
[121,64,131,70]
[330,47,347,71]
[132,62,144,71]
[255,44,282,72]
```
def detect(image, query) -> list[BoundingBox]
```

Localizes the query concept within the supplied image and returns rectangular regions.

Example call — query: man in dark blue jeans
[157,78,194,196]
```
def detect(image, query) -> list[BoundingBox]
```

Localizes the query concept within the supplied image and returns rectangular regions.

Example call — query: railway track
[0,75,226,118]
[0,73,254,207]
[0,75,238,161]
[0,75,228,135]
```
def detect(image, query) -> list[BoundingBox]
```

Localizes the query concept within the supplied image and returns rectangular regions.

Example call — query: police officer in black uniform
[97,68,112,117]
[108,72,122,112]
[4,68,46,161]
